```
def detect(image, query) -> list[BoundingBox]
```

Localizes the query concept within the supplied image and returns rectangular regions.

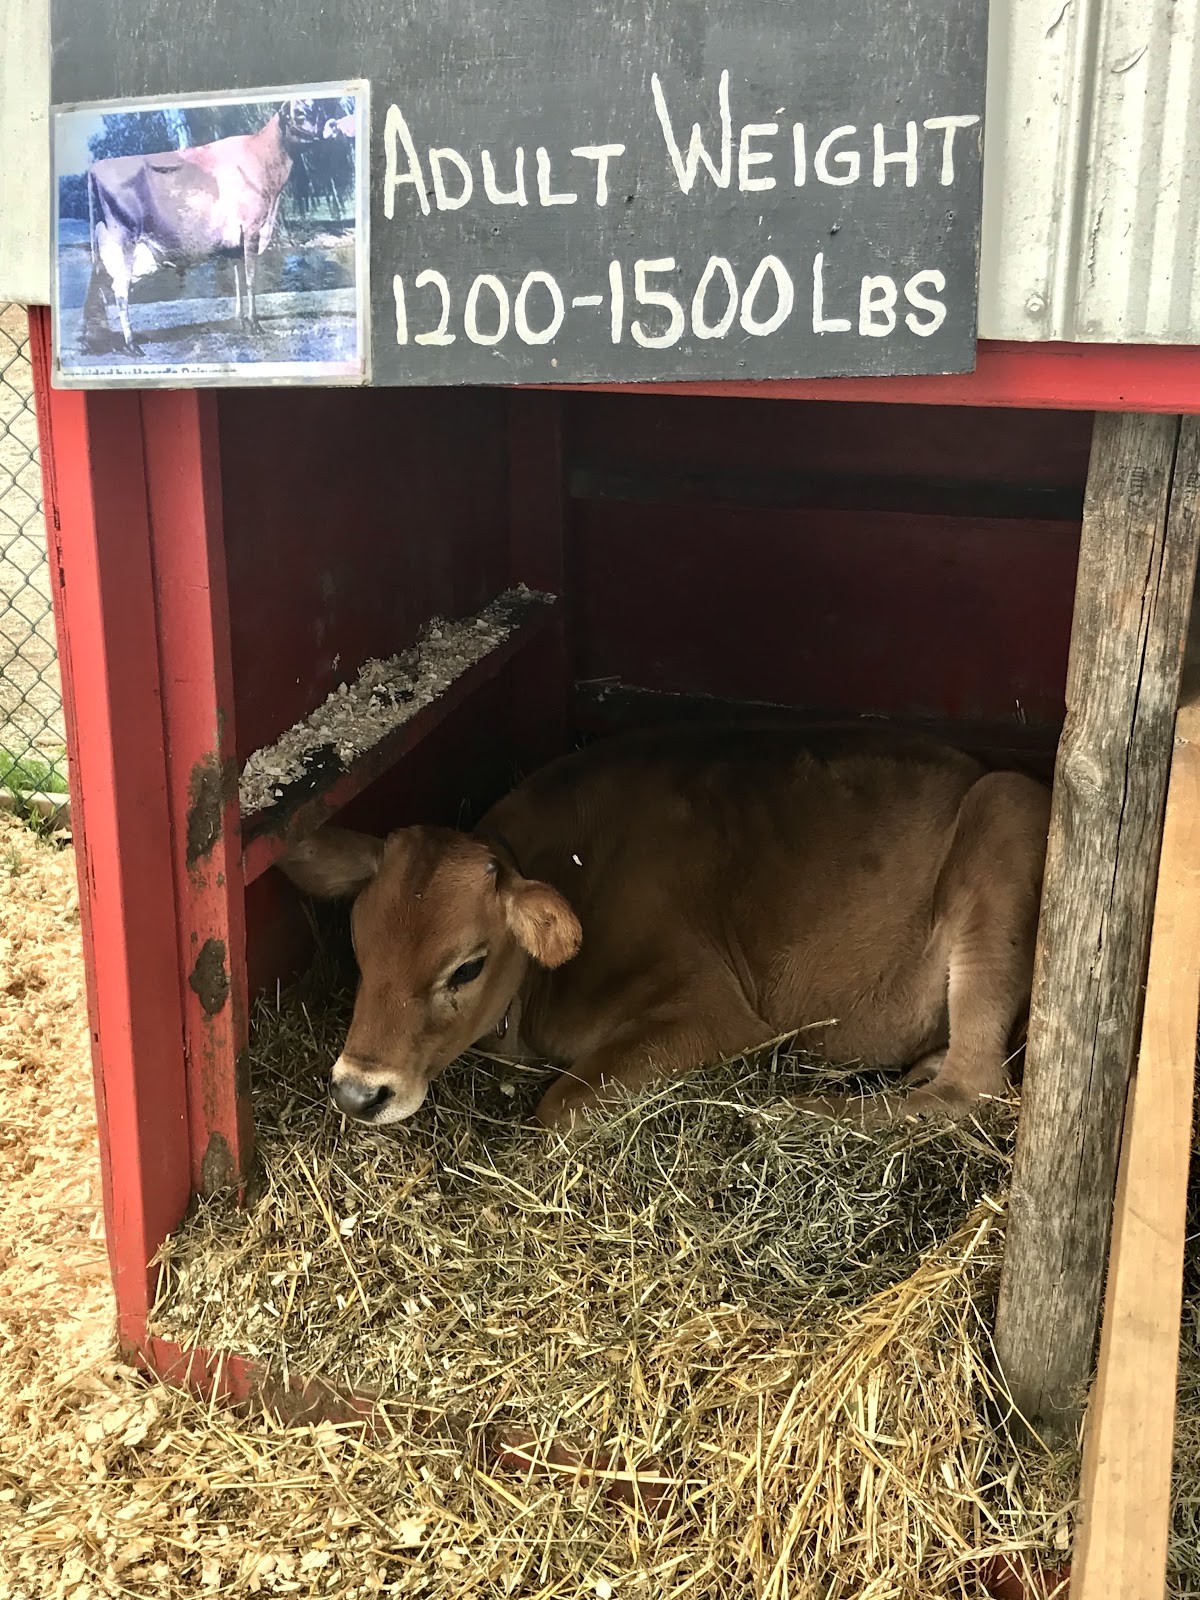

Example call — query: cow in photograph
[80,98,324,355]
[278,727,1051,1132]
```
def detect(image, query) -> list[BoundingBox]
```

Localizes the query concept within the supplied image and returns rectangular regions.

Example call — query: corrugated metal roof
[3,0,1199,345]
[980,0,1200,343]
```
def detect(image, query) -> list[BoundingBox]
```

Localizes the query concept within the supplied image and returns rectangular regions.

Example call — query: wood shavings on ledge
[238,586,553,820]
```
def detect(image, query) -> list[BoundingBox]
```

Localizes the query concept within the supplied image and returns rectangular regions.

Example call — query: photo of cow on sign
[51,84,368,386]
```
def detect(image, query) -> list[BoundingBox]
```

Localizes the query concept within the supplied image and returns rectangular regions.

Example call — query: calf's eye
[447,956,486,990]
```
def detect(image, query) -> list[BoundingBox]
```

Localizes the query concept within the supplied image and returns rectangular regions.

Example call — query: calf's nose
[330,1075,393,1120]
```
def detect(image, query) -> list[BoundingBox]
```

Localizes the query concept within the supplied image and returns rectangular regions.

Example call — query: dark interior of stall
[217,387,1093,995]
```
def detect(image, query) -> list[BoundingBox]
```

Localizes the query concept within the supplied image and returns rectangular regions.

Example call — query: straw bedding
[5,807,1199,1598]
[146,958,1079,1599]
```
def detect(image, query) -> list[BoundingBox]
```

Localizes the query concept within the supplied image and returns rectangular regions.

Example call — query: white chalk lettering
[651,69,733,194]
[515,271,566,344]
[608,260,625,344]
[792,123,806,186]
[873,121,918,187]
[859,274,898,336]
[392,274,408,343]
[572,144,626,205]
[738,123,778,191]
[740,255,794,336]
[812,252,851,332]
[923,115,980,184]
[631,258,685,348]
[383,104,429,218]
[536,147,578,205]
[413,270,454,344]
[691,256,738,338]
[904,269,948,335]
[815,125,860,186]
[464,274,510,344]
[481,148,528,205]
[429,148,473,210]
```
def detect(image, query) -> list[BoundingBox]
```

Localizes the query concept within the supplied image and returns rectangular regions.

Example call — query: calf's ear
[277,826,385,900]
[502,878,582,968]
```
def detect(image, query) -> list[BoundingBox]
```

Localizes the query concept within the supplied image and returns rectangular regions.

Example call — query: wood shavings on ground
[238,587,552,819]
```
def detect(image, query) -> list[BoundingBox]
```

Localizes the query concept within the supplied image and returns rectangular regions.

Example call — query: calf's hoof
[535,1083,597,1132]
[892,1081,981,1122]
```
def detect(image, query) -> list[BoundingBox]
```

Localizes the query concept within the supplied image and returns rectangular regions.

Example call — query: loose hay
[144,976,1078,1597]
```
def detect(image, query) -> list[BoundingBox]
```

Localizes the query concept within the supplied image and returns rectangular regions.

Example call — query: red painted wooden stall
[26,316,1200,1411]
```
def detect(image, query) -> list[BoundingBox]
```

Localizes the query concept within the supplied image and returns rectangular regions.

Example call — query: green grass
[0,748,69,796]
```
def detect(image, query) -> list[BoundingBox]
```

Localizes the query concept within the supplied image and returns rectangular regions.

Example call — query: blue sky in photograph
[56,112,110,178]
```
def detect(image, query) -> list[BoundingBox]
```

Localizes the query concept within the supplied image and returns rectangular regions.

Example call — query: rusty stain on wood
[188,936,229,1016]
[185,749,235,867]
[199,1131,236,1197]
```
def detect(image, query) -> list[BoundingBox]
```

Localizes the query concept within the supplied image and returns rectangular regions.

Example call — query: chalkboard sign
[49,0,988,389]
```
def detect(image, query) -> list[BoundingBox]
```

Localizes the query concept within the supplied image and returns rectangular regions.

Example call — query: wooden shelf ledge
[239,588,557,885]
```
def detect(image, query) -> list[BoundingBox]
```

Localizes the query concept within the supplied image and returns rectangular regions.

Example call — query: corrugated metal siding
[3,0,1199,344]
[0,0,50,308]
[979,0,1200,343]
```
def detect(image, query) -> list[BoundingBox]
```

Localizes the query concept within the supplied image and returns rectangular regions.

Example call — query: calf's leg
[536,983,771,1130]
[795,771,1050,1127]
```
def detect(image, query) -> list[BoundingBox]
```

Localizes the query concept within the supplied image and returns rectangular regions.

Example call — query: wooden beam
[239,595,558,884]
[1070,636,1200,1599]
[26,310,193,1347]
[994,413,1200,1434]
[528,340,1200,414]
[141,390,252,1198]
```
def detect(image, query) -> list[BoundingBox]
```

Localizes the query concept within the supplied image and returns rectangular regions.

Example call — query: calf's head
[278,825,581,1124]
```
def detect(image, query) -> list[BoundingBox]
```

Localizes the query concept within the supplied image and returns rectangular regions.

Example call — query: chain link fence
[0,303,68,822]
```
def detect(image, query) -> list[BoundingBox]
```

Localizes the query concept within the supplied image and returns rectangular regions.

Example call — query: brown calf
[278,726,1050,1130]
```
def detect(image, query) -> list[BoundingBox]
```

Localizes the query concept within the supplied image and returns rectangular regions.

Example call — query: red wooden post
[27,309,192,1350]
[140,390,252,1196]
[507,389,571,771]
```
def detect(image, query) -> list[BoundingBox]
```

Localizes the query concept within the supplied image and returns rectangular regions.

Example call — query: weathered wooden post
[994,413,1200,1434]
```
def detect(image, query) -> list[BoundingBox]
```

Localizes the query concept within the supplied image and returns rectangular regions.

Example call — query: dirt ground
[0,816,426,1600]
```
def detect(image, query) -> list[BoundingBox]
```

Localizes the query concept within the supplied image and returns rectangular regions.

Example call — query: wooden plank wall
[219,386,511,764]
[565,394,1092,732]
